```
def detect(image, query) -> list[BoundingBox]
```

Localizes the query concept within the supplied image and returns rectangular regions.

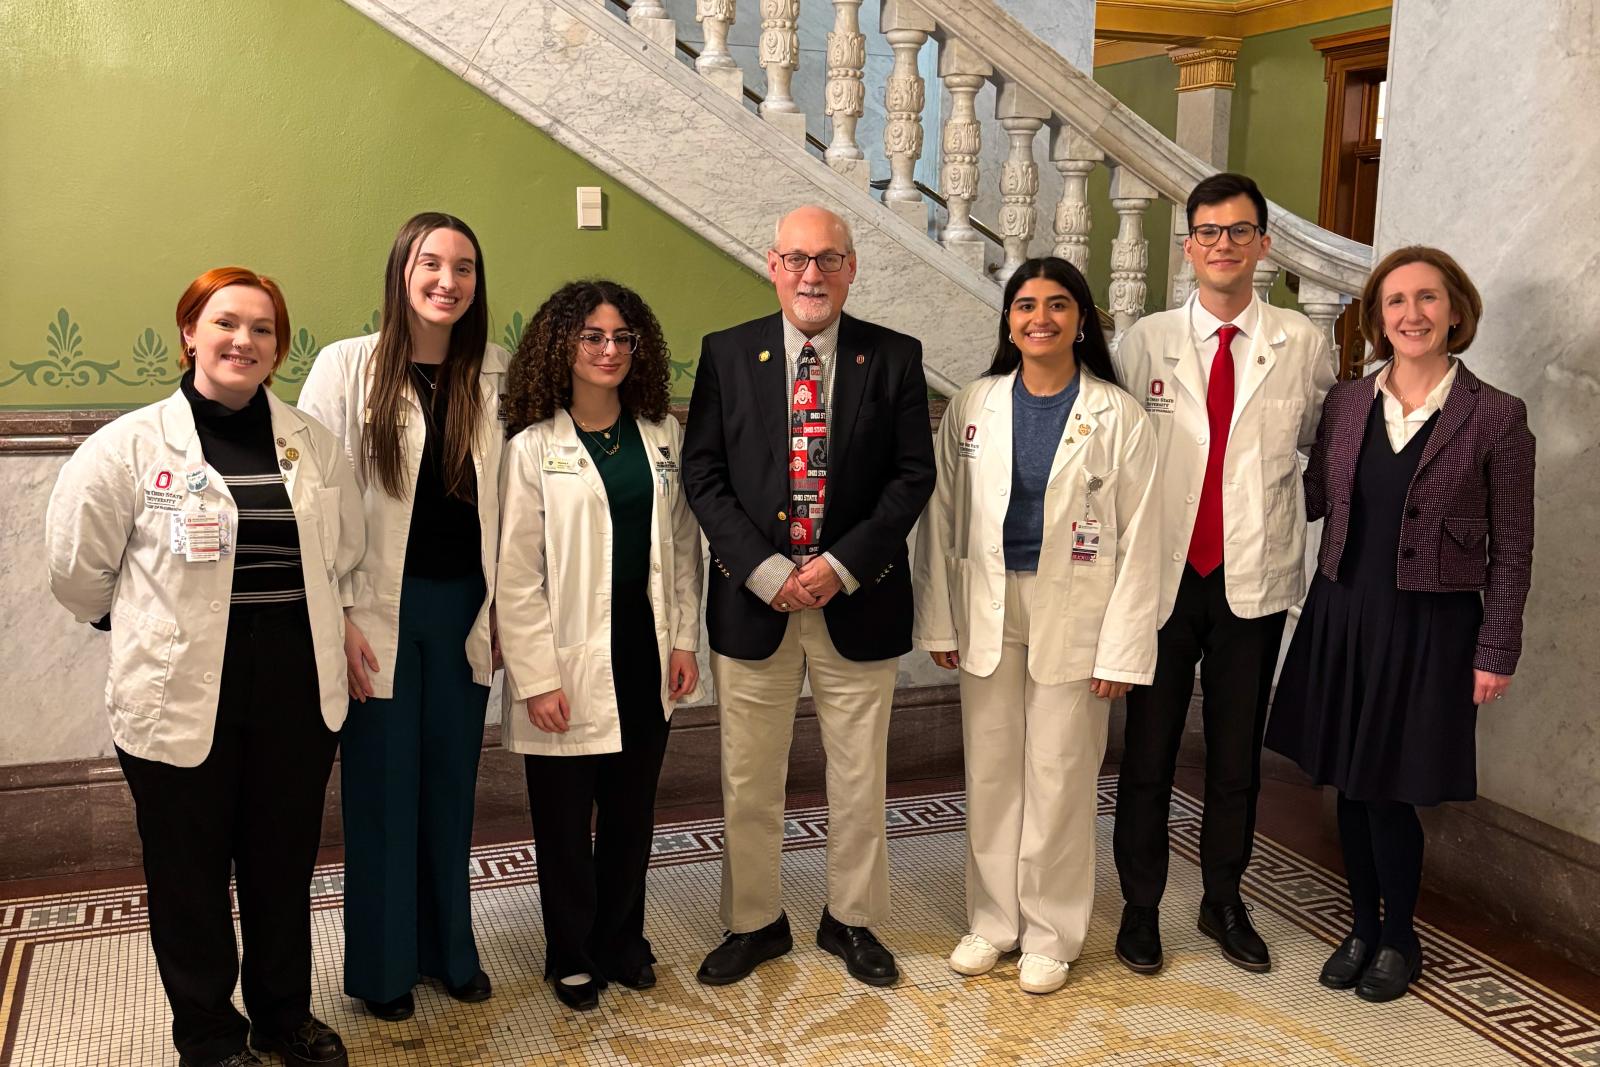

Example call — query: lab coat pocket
[554,642,593,727]
[1259,399,1302,458]
[108,602,178,719]
[1042,571,1106,681]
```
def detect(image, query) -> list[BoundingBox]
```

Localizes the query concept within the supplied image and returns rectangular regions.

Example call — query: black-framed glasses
[577,331,638,356]
[1188,222,1265,246]
[776,251,848,273]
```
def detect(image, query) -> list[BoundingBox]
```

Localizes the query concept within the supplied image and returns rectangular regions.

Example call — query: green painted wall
[0,0,775,409]
[1092,8,1391,312]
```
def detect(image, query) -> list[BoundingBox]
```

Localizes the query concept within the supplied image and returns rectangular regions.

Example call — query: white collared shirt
[1375,359,1458,452]
[1190,293,1261,413]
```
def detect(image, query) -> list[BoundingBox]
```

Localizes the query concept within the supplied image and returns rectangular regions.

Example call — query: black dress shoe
[697,912,794,986]
[610,961,657,990]
[1198,901,1272,973]
[816,907,898,987]
[447,969,493,1003]
[249,1017,348,1067]
[180,1052,263,1067]
[1357,945,1422,1003]
[1319,935,1374,990]
[361,991,415,1022]
[553,976,601,1011]
[1115,904,1164,974]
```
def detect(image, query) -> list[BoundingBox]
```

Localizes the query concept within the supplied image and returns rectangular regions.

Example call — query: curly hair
[503,280,672,438]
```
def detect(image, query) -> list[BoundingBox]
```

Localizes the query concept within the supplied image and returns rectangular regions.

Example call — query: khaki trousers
[712,609,899,932]
[959,571,1110,962]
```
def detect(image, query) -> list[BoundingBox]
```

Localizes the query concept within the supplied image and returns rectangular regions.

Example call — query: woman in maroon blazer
[1267,246,1534,1003]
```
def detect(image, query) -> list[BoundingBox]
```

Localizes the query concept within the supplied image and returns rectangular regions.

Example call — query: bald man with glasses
[682,205,935,989]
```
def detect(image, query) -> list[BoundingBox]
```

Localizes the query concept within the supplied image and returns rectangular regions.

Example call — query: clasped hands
[527,649,700,733]
[928,648,1132,700]
[770,557,843,613]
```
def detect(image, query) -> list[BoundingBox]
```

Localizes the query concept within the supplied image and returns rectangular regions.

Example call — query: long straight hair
[364,212,488,502]
[986,257,1120,389]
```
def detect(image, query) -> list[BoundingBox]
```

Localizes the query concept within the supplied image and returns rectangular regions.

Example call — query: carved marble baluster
[1253,260,1281,306]
[1108,166,1159,343]
[696,0,743,98]
[824,0,868,185]
[1049,124,1102,276]
[627,0,677,51]
[879,0,935,230]
[995,84,1048,284]
[1169,249,1197,308]
[1297,280,1354,371]
[758,0,805,143]
[936,41,992,273]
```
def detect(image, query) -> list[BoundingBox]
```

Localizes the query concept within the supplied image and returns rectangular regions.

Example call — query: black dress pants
[117,600,338,1063]
[1114,564,1287,908]
[524,584,670,982]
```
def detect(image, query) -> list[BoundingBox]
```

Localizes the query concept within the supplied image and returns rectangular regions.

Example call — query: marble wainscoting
[339,0,1001,392]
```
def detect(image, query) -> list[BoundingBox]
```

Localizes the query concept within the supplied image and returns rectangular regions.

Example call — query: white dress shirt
[1190,294,1262,409]
[1375,359,1458,452]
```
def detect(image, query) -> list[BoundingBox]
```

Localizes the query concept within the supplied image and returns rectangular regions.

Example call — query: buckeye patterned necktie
[1187,322,1238,577]
[789,342,826,561]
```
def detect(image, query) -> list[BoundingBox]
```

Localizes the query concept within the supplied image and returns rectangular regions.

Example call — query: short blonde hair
[1360,245,1482,366]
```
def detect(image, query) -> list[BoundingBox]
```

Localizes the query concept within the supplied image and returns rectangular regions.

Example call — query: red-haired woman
[46,268,364,1067]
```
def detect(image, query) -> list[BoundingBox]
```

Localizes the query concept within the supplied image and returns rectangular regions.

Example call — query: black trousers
[1114,564,1287,908]
[523,583,669,981]
[117,600,338,1063]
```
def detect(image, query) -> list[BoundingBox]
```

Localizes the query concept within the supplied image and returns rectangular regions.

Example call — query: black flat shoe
[447,969,493,1003]
[816,907,898,987]
[360,991,415,1022]
[249,1016,348,1066]
[610,962,656,990]
[1357,945,1422,1003]
[1198,901,1272,973]
[697,912,794,986]
[1115,904,1164,975]
[1319,935,1374,990]
[553,976,601,1011]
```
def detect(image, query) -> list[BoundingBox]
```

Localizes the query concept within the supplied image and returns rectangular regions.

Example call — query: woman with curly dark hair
[497,280,703,1011]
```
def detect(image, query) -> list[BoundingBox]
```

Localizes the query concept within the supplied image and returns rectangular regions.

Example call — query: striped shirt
[181,373,306,608]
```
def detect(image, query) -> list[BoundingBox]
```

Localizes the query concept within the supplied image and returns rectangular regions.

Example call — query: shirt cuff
[745,554,794,606]
[823,552,859,595]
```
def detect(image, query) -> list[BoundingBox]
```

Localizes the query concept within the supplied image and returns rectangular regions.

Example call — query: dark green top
[574,412,652,587]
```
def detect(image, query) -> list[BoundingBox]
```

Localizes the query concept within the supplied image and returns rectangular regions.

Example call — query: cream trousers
[959,570,1110,961]
[711,609,899,932]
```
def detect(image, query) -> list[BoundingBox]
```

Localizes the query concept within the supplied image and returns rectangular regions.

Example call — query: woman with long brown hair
[298,213,508,1021]
[497,280,702,1011]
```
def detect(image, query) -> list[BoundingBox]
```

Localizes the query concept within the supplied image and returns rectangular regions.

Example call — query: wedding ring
[779,602,790,611]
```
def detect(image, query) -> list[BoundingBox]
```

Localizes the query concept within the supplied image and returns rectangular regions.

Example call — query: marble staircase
[344,0,1373,387]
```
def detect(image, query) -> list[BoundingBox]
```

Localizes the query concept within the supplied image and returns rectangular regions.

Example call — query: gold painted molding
[1096,0,1390,55]
[1169,36,1242,90]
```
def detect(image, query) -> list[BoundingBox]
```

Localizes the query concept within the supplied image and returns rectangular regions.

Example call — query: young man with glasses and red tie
[682,205,935,990]
[1110,173,1337,977]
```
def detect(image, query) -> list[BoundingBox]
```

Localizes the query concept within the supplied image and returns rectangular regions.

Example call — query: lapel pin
[1087,475,1103,492]
[284,447,300,462]
[279,458,293,471]
[275,436,287,448]
[1078,425,1090,435]
[1257,355,1266,364]
[759,350,771,363]
[855,354,865,365]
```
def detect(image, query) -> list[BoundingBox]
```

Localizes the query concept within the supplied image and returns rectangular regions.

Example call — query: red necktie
[1187,323,1238,577]
[789,343,826,560]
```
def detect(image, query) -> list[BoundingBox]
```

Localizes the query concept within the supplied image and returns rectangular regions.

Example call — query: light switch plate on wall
[576,186,603,229]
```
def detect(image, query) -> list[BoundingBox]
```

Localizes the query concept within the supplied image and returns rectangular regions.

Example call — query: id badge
[1071,518,1102,563]
[171,509,231,562]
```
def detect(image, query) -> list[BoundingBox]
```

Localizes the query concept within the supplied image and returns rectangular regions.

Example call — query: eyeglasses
[776,251,848,273]
[1188,222,1265,246]
[577,331,638,356]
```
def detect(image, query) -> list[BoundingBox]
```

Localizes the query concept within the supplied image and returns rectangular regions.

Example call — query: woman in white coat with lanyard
[497,280,702,1011]
[46,267,364,1067]
[915,257,1161,994]
[297,213,507,1021]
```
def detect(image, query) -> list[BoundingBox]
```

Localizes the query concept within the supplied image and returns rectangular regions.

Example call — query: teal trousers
[341,574,489,1001]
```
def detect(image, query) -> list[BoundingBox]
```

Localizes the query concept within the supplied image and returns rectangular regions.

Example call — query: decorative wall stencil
[127,329,180,387]
[2,310,118,389]
[358,309,380,335]
[500,310,526,352]
[277,327,319,385]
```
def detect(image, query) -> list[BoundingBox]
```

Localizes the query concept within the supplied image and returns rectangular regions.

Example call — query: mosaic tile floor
[4,781,1599,1066]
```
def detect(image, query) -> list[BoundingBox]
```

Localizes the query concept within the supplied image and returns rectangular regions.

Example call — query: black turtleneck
[402,362,482,579]
[181,371,305,608]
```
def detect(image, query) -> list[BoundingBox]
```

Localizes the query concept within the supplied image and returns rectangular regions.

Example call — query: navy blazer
[1304,362,1534,675]
[681,311,936,662]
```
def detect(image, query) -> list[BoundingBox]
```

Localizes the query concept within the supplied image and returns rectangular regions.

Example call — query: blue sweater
[1003,372,1079,571]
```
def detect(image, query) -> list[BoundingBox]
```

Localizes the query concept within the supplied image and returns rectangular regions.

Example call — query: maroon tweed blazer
[1304,362,1535,675]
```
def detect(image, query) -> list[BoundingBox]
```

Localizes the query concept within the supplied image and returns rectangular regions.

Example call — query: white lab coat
[914,370,1161,686]
[1112,293,1336,625]
[497,411,703,756]
[45,389,365,767]
[296,334,507,697]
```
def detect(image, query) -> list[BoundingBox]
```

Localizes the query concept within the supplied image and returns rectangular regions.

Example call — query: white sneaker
[1018,953,1068,994]
[948,933,1002,976]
